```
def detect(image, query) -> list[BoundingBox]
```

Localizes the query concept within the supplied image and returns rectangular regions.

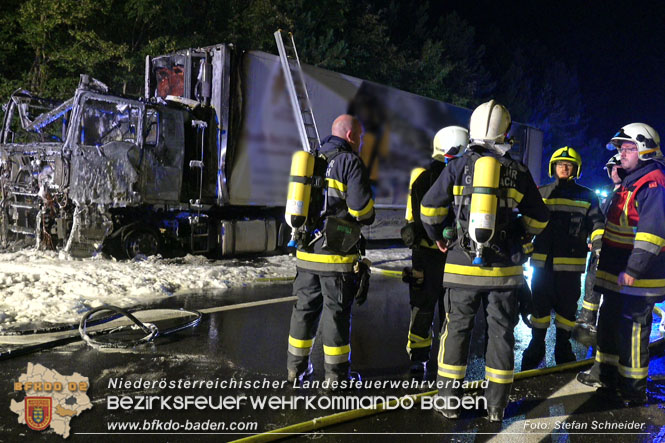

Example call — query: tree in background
[0,0,487,104]
[11,0,128,97]
[487,40,590,185]
[0,0,30,99]
[378,3,491,106]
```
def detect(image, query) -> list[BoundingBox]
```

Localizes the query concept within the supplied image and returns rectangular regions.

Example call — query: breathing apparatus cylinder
[468,156,501,265]
[285,150,315,230]
[405,167,426,221]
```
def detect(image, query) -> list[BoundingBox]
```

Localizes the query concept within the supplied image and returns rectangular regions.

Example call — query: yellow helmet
[549,146,582,178]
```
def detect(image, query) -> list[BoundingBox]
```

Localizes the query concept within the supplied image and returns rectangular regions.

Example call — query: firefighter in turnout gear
[402,126,468,375]
[521,147,605,369]
[577,123,665,406]
[420,100,549,422]
[575,153,623,344]
[287,114,375,386]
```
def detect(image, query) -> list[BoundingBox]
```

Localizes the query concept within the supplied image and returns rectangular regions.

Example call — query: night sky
[439,0,665,145]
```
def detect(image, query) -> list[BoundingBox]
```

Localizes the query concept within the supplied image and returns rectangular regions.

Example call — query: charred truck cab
[65,76,225,258]
[0,51,277,258]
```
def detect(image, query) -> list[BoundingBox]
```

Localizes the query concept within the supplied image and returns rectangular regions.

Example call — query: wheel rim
[124,230,160,259]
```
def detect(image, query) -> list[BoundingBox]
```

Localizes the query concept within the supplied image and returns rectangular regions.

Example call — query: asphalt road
[1,274,663,442]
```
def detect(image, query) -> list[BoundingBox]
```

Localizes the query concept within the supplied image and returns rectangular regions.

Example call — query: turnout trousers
[437,287,519,408]
[287,269,357,381]
[587,292,656,394]
[580,253,601,322]
[407,247,446,362]
[530,266,580,332]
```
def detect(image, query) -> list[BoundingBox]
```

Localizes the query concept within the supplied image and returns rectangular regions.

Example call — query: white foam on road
[0,247,410,330]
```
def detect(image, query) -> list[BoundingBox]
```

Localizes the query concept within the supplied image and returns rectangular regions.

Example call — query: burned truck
[0,43,544,258]
[0,76,223,258]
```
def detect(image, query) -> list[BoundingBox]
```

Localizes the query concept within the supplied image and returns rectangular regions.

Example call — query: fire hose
[0,306,202,359]
[78,305,201,349]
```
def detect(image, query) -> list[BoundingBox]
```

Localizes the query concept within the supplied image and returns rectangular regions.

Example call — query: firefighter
[576,153,623,340]
[521,147,605,369]
[402,126,468,375]
[577,123,665,406]
[420,100,549,422]
[286,114,375,387]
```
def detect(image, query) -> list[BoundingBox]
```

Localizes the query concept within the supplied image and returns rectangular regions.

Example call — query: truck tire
[122,227,162,259]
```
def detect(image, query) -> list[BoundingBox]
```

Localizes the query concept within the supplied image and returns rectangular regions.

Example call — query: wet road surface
[1,274,664,442]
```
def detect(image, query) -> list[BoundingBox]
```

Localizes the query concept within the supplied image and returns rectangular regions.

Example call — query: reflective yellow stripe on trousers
[323,344,350,364]
[485,366,514,384]
[288,336,314,357]
[407,332,432,349]
[437,313,466,379]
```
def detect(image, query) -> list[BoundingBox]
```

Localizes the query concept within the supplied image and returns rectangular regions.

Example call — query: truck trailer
[0,43,544,258]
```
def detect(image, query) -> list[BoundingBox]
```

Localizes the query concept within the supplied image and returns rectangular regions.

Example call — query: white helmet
[433,126,469,161]
[469,100,512,144]
[609,122,662,161]
[604,153,621,179]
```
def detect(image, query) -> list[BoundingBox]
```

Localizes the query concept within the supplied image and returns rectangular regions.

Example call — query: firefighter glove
[401,267,424,287]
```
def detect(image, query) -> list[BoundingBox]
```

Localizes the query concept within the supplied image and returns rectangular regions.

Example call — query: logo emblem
[25,397,52,431]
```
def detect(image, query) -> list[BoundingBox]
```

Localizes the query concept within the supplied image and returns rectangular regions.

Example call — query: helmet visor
[609,128,632,149]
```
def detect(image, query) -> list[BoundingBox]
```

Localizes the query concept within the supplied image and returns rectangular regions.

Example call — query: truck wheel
[122,228,161,259]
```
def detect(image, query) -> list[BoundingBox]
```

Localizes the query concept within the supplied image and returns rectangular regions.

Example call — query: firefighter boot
[576,369,605,388]
[409,361,428,377]
[554,328,576,365]
[521,328,547,370]
[325,371,362,392]
[287,361,314,384]
[572,323,597,347]
[487,406,504,422]
[432,392,462,419]
[573,308,597,346]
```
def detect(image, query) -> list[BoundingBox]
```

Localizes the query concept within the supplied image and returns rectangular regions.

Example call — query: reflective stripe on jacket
[296,136,375,273]
[406,160,445,250]
[531,179,605,272]
[595,160,665,299]
[420,146,549,289]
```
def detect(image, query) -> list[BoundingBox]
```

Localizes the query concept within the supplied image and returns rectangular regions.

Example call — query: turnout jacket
[420,146,549,289]
[406,160,445,250]
[599,184,622,216]
[595,160,665,299]
[296,136,375,273]
[531,179,605,272]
